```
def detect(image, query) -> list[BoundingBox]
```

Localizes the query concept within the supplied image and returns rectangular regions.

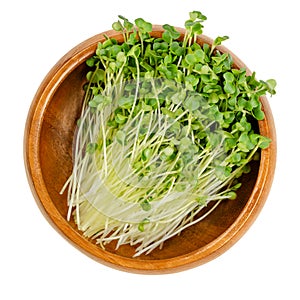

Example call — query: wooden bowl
[24,26,276,274]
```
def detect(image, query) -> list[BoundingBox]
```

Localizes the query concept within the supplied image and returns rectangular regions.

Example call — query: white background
[1,0,299,299]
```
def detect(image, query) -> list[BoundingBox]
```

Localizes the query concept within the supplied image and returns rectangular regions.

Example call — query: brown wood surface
[24,26,276,274]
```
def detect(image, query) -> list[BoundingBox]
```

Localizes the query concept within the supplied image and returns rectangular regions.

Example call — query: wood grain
[24,26,276,274]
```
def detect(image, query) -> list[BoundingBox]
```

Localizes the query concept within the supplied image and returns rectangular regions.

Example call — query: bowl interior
[39,60,259,259]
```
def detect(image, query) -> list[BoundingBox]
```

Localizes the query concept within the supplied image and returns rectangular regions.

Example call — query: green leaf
[185,54,197,65]
[135,18,152,33]
[249,133,260,145]
[228,96,236,107]
[157,64,178,80]
[191,22,203,34]
[90,87,99,96]
[194,49,206,63]
[224,111,235,124]
[118,95,134,109]
[231,183,242,191]
[215,165,232,181]
[209,93,219,104]
[196,195,208,206]
[253,107,265,120]
[231,152,241,163]
[175,183,186,192]
[223,72,235,82]
[189,11,207,21]
[162,30,172,43]
[199,64,210,74]
[170,42,184,56]
[86,143,98,154]
[226,191,237,200]
[115,130,127,145]
[258,136,271,149]
[238,132,255,150]
[184,94,201,111]
[89,94,111,110]
[185,20,194,30]
[140,200,152,211]
[115,113,127,124]
[162,146,174,157]
[178,136,192,151]
[127,45,141,57]
[87,69,105,83]
[138,218,150,232]
[266,79,277,95]
[128,31,138,45]
[118,15,134,32]
[86,57,96,67]
[116,51,126,63]
[237,142,250,152]
[238,97,252,111]
[225,137,237,150]
[213,35,229,47]
[242,164,251,174]
[184,74,199,87]
[109,44,122,57]
[224,82,236,94]
[162,24,181,39]
[164,54,173,65]
[141,101,153,111]
[161,107,176,118]
[250,96,260,108]
[240,116,251,132]
[112,21,123,32]
[141,148,152,161]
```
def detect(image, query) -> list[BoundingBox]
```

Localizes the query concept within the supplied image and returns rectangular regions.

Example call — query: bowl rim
[24,25,277,274]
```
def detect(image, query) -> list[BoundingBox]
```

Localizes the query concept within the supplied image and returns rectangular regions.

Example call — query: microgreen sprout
[60,11,276,257]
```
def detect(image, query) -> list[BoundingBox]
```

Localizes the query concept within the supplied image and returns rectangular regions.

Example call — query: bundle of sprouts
[60,12,275,257]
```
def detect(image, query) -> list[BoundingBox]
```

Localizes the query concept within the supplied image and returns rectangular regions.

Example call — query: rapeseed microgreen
[60,11,276,256]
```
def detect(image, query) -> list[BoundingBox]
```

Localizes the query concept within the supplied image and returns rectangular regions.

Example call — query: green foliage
[85,8,276,200]
[86,142,98,154]
[64,11,276,257]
